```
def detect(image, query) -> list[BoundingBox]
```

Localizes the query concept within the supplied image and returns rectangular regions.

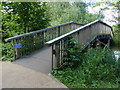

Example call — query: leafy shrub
[63,36,83,67]
[52,47,119,88]
[0,43,14,61]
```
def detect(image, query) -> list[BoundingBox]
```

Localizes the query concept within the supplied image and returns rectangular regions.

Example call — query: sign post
[14,44,22,59]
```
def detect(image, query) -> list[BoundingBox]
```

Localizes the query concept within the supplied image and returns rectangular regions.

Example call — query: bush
[52,47,119,88]
[0,43,14,61]
[62,36,83,67]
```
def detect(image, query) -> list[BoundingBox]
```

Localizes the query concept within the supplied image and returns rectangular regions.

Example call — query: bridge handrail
[45,20,113,69]
[4,21,83,59]
[46,20,113,46]
[5,22,83,42]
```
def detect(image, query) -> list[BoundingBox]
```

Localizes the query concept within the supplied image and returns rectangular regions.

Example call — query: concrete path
[1,47,67,88]
[2,62,67,88]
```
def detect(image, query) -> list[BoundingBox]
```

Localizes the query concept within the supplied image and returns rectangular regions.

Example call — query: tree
[1,2,50,41]
[47,2,99,26]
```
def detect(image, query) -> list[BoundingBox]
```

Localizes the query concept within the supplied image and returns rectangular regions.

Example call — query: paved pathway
[13,46,52,74]
[1,47,67,88]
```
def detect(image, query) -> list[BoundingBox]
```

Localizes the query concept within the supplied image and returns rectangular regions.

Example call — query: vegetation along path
[1,46,67,88]
[1,20,114,88]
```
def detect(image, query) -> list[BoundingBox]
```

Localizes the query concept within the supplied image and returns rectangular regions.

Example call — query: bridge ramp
[2,62,67,88]
[13,46,52,74]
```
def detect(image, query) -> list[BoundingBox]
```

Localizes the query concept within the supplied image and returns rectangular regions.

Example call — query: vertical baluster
[44,31,46,42]
[54,30,58,38]
[64,25,67,34]
[71,23,73,31]
[49,30,51,40]
[55,42,60,68]
[35,33,38,50]
[21,37,24,56]
[41,31,44,47]
[60,40,63,66]
[68,24,70,32]
[38,33,41,48]
[70,23,72,31]
[28,35,32,54]
[36,33,39,49]
[58,26,60,37]
[60,26,62,35]
[33,34,35,50]
[46,30,48,42]
[26,36,29,54]
[52,45,54,70]
[51,29,53,40]
[31,34,34,52]
[50,29,53,40]
[33,34,36,51]
[52,29,54,39]
[40,32,42,48]
[19,37,23,57]
[24,36,27,55]
[77,31,80,44]
[56,28,58,38]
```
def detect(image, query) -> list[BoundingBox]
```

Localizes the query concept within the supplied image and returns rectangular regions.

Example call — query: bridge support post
[51,42,61,69]
[55,42,60,68]
[52,45,54,70]
[107,39,110,47]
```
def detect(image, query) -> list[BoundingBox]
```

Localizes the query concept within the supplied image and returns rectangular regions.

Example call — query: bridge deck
[1,47,68,88]
[13,46,52,74]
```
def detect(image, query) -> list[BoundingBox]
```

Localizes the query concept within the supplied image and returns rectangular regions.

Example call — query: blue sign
[14,44,22,48]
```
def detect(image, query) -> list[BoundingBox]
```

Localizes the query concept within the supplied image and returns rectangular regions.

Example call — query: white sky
[86,1,118,26]
[82,0,118,3]
[70,0,119,26]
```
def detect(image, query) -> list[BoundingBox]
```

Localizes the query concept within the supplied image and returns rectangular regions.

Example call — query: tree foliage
[47,2,99,26]
[52,47,119,88]
[1,2,100,61]
[1,2,50,41]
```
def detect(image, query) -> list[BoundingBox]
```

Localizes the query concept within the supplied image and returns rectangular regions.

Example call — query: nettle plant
[63,36,83,67]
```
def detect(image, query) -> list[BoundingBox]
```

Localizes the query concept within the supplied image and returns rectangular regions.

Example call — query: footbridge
[5,20,113,71]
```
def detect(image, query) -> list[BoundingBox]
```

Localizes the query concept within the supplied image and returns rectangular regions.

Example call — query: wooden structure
[46,20,113,69]
[5,20,113,69]
[5,22,83,59]
[82,34,113,52]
